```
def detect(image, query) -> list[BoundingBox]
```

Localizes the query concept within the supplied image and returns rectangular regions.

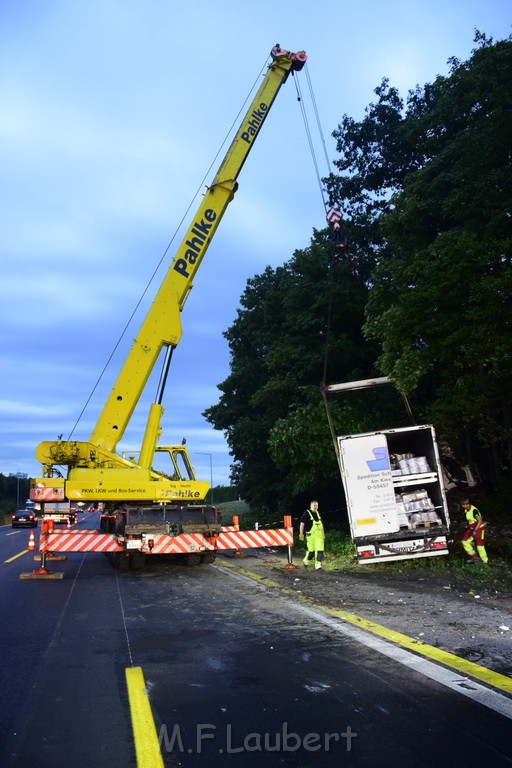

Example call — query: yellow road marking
[220,560,512,696]
[125,667,164,768]
[4,549,29,563]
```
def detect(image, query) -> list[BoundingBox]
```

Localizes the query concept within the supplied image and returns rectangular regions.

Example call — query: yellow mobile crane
[29,46,306,570]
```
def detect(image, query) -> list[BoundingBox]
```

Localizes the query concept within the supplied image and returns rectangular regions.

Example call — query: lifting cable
[294,63,340,382]
[295,76,416,432]
[68,60,269,441]
[293,64,350,453]
[293,67,330,213]
[295,66,415,447]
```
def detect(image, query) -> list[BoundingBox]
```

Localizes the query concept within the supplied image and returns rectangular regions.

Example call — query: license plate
[126,540,141,550]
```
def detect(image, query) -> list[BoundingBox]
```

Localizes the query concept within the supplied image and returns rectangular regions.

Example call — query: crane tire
[129,553,146,570]
[112,552,129,570]
[185,552,202,567]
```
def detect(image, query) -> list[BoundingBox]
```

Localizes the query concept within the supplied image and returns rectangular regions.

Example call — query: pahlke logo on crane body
[172,102,269,280]
[240,102,269,144]
[174,209,217,279]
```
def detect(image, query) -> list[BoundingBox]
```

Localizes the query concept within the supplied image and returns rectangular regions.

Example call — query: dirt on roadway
[220,550,512,680]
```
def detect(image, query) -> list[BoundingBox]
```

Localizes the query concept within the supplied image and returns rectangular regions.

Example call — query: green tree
[206,31,512,512]
[0,472,32,519]
[324,77,418,253]
[363,34,512,475]
[204,232,386,511]
[325,32,512,477]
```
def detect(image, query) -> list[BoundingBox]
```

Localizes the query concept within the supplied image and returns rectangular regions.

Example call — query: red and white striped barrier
[144,528,293,554]
[38,526,293,556]
[31,485,65,502]
[145,533,212,555]
[41,530,122,553]
[215,528,293,550]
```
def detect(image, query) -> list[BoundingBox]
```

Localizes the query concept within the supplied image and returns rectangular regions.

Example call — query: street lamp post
[11,471,28,508]
[195,453,214,505]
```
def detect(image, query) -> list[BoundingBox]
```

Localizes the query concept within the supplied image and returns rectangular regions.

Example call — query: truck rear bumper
[355,533,449,563]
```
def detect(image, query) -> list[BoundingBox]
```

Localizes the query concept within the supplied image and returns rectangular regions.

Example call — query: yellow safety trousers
[303,512,325,565]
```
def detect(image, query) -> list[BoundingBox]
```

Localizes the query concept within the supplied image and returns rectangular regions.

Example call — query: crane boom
[32,46,306,505]
[90,47,305,452]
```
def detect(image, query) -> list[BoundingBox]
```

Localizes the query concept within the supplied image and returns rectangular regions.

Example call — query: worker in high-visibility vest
[461,498,488,564]
[299,500,325,570]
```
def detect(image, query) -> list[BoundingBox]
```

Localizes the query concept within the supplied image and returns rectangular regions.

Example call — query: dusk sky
[1,1,510,489]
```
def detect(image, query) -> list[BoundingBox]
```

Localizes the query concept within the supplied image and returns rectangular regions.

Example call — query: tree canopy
[362,34,511,471]
[326,30,512,477]
[204,233,404,512]
[205,32,512,514]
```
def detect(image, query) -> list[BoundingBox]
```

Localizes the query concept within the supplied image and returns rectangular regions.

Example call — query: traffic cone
[28,531,36,551]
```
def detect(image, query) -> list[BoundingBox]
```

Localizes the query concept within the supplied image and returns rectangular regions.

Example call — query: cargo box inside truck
[337,424,451,563]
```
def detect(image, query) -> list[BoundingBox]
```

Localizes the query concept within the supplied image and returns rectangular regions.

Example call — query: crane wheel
[185,552,202,567]
[129,553,146,570]
[112,553,129,570]
[200,551,216,564]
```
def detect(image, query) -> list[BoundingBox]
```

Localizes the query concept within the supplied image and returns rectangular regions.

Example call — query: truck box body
[41,502,76,525]
[337,425,451,563]
[43,502,70,513]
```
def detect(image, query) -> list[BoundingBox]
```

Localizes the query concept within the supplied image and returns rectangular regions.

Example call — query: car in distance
[12,509,38,528]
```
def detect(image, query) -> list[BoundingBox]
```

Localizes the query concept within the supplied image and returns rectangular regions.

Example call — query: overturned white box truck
[323,379,451,563]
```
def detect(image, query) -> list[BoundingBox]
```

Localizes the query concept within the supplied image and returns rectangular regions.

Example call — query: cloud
[1,0,510,487]
[0,399,68,420]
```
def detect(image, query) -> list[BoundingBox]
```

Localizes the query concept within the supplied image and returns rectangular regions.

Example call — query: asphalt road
[0,515,511,768]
